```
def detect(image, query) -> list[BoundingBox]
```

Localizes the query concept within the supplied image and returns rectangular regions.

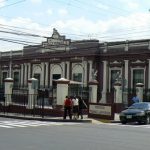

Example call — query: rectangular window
[2,72,7,86]
[34,73,40,88]
[14,72,19,87]
[110,70,121,91]
[52,74,61,87]
[133,69,144,88]
[73,73,82,82]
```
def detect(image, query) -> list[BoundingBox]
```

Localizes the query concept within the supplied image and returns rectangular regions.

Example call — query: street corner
[89,118,111,124]
[90,117,121,124]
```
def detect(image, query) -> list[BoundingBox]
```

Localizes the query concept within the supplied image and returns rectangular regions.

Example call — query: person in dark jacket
[78,96,87,119]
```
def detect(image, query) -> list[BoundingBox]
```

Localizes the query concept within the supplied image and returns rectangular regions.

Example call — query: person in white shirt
[72,96,79,120]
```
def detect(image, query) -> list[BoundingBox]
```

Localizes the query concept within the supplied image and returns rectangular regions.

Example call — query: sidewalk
[0,113,92,123]
[0,113,120,124]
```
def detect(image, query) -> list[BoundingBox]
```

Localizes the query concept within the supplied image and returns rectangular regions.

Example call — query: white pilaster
[28,78,38,109]
[136,83,144,102]
[56,78,69,105]
[24,63,27,85]
[50,64,52,86]
[124,60,129,88]
[28,63,31,80]
[114,83,122,103]
[45,62,49,87]
[66,61,70,79]
[4,78,13,105]
[61,62,65,78]
[83,61,87,85]
[21,64,24,86]
[88,61,93,81]
[100,61,107,103]
[89,80,98,103]
[148,59,150,89]
[41,62,45,86]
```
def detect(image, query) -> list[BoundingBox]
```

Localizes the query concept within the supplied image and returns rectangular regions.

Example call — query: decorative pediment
[131,60,145,64]
[2,65,8,68]
[13,64,20,68]
[110,61,121,64]
[42,28,70,48]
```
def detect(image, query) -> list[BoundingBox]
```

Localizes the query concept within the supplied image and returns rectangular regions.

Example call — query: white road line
[0,120,80,128]
[101,122,150,129]
[0,124,14,128]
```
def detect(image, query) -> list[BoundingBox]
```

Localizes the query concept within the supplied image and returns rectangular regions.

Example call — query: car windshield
[129,103,150,110]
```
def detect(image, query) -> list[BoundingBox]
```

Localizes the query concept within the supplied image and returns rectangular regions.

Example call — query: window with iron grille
[133,69,144,89]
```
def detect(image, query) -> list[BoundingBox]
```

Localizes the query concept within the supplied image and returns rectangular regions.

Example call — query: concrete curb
[0,114,92,123]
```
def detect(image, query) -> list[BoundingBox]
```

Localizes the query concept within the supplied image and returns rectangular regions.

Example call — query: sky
[1,0,150,51]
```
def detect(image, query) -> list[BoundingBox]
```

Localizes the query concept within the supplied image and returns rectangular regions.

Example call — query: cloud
[97,3,109,10]
[30,0,42,4]
[49,12,150,41]
[47,9,53,16]
[0,0,5,7]
[127,2,139,10]
[1,10,150,51]
[58,9,68,16]
[120,0,140,10]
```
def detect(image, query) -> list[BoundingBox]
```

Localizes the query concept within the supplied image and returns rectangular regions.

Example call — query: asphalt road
[0,117,150,150]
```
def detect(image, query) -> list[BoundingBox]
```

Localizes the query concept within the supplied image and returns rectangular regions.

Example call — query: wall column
[124,60,129,107]
[21,64,24,86]
[148,59,150,89]
[124,60,129,89]
[114,82,123,113]
[61,62,65,78]
[45,62,49,87]
[66,61,70,79]
[114,83,122,103]
[24,63,27,86]
[88,61,93,81]
[28,78,38,109]
[100,61,108,103]
[28,63,31,80]
[136,83,144,102]
[88,80,98,103]
[82,60,87,86]
[4,78,13,105]
[56,78,69,107]
[50,64,52,86]
[41,62,45,87]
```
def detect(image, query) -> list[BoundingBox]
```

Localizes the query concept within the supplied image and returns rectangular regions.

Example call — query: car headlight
[135,112,145,116]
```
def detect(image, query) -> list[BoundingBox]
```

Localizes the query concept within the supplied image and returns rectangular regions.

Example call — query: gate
[68,84,89,105]
[0,85,4,103]
[37,86,57,108]
[12,86,28,105]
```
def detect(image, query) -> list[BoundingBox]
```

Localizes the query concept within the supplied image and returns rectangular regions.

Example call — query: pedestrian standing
[63,96,72,120]
[72,96,79,120]
[78,96,87,119]
[132,93,140,103]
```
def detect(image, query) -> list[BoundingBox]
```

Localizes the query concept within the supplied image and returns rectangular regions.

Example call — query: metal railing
[0,94,54,118]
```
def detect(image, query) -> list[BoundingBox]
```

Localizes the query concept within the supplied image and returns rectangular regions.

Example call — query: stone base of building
[114,103,124,113]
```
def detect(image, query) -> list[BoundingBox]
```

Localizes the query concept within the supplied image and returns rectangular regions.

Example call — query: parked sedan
[119,102,150,124]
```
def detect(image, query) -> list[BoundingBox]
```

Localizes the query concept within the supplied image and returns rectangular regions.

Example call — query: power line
[0,0,26,10]
[0,37,40,45]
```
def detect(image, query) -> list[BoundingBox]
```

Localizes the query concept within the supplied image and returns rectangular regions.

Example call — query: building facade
[1,28,150,106]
